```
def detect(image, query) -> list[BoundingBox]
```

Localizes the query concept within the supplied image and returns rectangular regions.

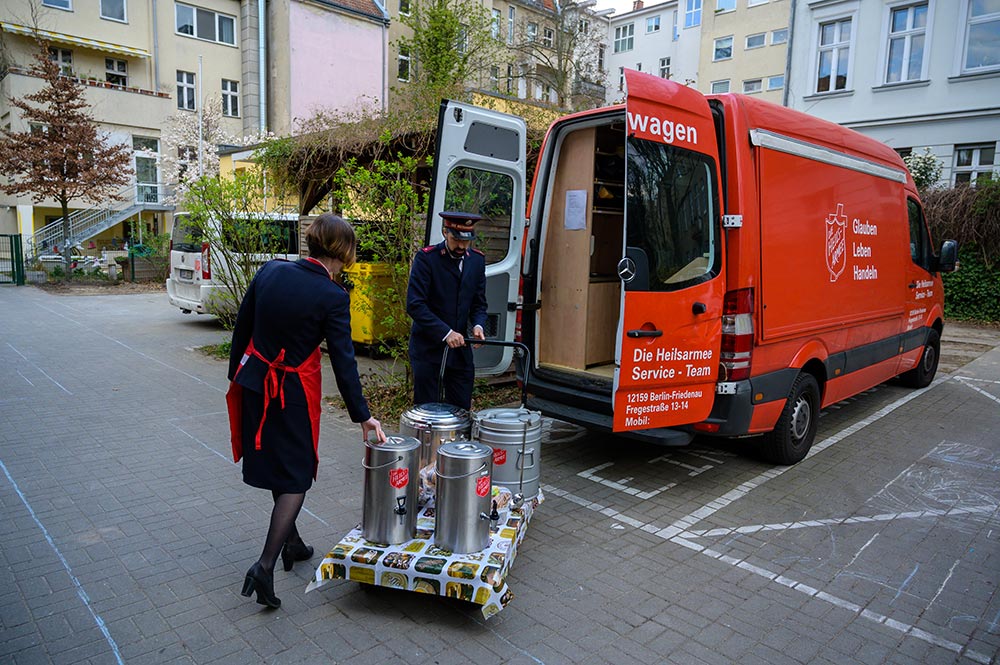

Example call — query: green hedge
[942,244,1000,322]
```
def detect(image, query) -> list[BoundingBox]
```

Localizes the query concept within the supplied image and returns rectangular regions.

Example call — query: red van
[426,70,957,464]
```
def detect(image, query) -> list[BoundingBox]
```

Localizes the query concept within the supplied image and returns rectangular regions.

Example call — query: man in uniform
[406,211,488,410]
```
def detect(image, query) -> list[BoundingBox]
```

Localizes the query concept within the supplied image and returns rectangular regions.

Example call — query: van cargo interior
[538,119,625,380]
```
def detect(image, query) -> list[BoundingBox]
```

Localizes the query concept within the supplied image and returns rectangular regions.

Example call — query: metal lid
[437,440,492,460]
[365,435,420,453]
[472,407,541,431]
[400,402,470,429]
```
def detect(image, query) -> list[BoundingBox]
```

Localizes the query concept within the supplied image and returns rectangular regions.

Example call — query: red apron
[227,339,324,478]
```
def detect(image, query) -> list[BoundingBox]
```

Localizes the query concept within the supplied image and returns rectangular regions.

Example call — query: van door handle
[627,329,663,338]
[908,282,916,288]
[692,302,707,314]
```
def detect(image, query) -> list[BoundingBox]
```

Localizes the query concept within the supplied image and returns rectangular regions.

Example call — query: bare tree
[0,44,133,264]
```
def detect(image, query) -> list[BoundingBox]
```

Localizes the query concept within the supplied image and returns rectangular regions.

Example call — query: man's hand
[361,417,386,443]
[445,330,466,348]
[471,325,485,348]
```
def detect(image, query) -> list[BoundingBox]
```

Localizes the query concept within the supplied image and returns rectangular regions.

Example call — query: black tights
[257,491,305,573]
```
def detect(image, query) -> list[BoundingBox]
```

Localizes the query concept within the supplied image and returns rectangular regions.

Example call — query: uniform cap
[440,211,482,240]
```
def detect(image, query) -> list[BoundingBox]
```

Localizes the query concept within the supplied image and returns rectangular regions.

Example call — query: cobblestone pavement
[1,285,998,664]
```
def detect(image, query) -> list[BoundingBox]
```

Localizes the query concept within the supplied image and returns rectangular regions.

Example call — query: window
[508,6,515,45]
[711,79,730,93]
[743,78,763,93]
[492,9,501,39]
[222,79,239,117]
[42,0,71,9]
[714,36,733,61]
[101,0,126,21]
[490,65,499,89]
[748,0,767,5]
[399,0,409,15]
[176,70,195,110]
[175,3,236,45]
[397,46,410,82]
[886,3,928,83]
[105,58,127,86]
[598,44,606,72]
[771,28,788,44]
[458,24,468,53]
[579,19,590,32]
[132,136,158,152]
[507,64,514,94]
[907,199,931,270]
[716,0,735,11]
[659,56,671,78]
[647,16,660,32]
[614,24,635,53]
[746,33,766,49]
[443,167,516,266]
[527,22,538,42]
[767,74,784,90]
[964,0,1000,72]
[673,10,679,40]
[48,48,73,76]
[816,17,852,92]
[543,27,554,47]
[895,147,913,159]
[619,66,625,90]
[953,143,997,184]
[685,0,702,28]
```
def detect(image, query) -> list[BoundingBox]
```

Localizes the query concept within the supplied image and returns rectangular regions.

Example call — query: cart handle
[361,455,403,470]
[438,339,531,407]
[434,463,488,480]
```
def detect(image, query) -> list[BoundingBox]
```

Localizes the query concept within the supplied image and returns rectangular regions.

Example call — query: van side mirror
[936,239,958,273]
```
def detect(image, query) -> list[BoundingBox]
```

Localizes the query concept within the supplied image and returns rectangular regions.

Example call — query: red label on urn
[389,468,408,489]
[476,475,490,497]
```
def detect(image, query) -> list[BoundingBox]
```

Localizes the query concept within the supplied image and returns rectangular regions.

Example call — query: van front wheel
[759,373,820,465]
[898,329,940,389]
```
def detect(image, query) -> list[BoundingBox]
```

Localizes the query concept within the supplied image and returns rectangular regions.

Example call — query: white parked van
[166,212,300,315]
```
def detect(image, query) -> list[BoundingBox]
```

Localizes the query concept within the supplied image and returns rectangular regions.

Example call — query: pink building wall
[288,2,385,126]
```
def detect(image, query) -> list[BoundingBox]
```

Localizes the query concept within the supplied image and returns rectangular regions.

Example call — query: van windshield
[171,216,203,253]
[625,137,720,291]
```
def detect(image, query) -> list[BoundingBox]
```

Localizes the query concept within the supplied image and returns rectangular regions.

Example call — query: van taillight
[720,288,754,382]
[201,242,211,280]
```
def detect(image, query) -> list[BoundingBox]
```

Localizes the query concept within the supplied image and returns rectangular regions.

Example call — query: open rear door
[428,100,527,375]
[613,70,726,431]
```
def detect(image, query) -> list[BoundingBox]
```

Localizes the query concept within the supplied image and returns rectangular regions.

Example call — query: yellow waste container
[343,262,395,346]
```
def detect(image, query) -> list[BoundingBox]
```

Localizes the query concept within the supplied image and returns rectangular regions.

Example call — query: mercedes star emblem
[617,257,636,283]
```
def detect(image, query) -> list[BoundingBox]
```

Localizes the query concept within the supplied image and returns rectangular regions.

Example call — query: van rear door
[427,100,527,375]
[614,70,726,431]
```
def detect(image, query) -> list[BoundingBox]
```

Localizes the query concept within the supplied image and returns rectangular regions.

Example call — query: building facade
[785,0,999,186]
[604,0,701,104]
[696,0,789,102]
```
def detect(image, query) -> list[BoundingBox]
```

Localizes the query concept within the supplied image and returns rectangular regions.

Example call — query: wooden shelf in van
[592,207,623,215]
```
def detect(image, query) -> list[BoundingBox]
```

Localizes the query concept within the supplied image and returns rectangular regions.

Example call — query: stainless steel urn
[472,407,542,499]
[362,435,421,545]
[399,402,471,470]
[434,441,493,554]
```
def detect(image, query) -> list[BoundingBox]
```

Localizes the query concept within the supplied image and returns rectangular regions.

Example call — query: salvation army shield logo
[493,448,507,466]
[476,475,491,497]
[388,468,408,489]
[825,203,848,283]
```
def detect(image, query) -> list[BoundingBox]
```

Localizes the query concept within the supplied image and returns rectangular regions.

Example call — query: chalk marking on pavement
[954,376,1000,385]
[846,532,879,570]
[16,369,35,386]
[32,303,223,393]
[928,558,960,610]
[681,505,999,538]
[891,564,920,605]
[6,342,72,394]
[542,483,995,663]
[0,458,125,665]
[955,376,1000,406]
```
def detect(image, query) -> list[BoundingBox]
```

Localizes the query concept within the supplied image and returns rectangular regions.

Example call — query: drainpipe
[258,0,267,133]
[151,0,160,89]
[382,22,387,113]
[783,0,796,107]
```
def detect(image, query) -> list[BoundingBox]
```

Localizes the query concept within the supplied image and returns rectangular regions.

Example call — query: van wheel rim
[791,397,811,441]
[922,345,936,373]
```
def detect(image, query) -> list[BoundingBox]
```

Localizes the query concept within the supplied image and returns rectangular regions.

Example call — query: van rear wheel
[759,373,820,465]
[898,329,940,389]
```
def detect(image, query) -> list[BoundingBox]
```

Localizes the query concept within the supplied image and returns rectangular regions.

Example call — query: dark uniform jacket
[228,258,370,423]
[406,241,488,368]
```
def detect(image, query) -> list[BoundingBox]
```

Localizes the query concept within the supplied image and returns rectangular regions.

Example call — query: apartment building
[785,0,999,186]
[604,0,701,104]
[697,0,789,102]
[0,0,386,248]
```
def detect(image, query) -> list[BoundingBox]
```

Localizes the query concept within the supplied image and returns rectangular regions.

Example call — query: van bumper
[166,278,212,314]
[685,369,799,437]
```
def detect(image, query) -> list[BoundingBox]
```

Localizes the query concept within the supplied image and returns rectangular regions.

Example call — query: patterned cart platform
[306,488,543,618]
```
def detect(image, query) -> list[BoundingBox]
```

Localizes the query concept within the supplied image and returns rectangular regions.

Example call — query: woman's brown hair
[305,214,357,268]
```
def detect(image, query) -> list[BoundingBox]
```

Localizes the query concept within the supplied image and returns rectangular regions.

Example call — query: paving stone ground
[1,285,998,664]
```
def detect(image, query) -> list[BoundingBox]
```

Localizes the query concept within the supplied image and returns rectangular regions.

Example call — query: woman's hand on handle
[362,417,386,443]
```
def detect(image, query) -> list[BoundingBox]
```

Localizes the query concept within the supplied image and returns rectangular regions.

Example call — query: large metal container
[472,407,542,499]
[434,441,493,554]
[399,402,471,470]
[362,435,421,545]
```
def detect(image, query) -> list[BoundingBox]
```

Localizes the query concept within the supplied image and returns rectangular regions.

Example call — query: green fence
[0,234,25,286]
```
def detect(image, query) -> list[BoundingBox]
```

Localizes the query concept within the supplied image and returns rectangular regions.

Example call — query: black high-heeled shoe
[241,562,280,608]
[281,540,314,572]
